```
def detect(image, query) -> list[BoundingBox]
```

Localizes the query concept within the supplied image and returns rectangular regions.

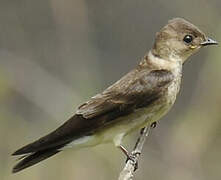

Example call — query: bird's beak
[201,37,218,46]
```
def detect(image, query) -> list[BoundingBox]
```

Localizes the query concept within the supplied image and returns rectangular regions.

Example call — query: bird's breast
[166,66,182,105]
[64,67,183,149]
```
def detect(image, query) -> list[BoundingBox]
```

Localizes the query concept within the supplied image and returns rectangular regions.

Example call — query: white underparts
[62,51,183,151]
[60,135,99,150]
[147,51,182,71]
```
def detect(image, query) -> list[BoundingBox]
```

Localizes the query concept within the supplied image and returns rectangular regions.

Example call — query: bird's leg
[140,127,145,134]
[151,121,157,128]
[118,145,140,171]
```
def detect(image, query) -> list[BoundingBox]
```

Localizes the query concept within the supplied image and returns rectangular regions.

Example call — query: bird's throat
[146,51,182,71]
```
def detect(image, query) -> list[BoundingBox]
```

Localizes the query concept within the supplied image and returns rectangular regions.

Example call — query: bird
[12,18,218,173]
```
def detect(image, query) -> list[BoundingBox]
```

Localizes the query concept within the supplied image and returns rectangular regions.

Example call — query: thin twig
[118,125,152,180]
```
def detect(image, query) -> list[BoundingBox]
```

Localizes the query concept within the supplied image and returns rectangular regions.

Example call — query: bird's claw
[151,121,157,128]
[126,151,141,171]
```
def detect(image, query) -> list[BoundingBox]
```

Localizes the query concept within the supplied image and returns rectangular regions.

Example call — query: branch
[118,125,152,180]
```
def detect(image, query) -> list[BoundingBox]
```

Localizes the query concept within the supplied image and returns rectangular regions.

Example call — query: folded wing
[12,68,174,173]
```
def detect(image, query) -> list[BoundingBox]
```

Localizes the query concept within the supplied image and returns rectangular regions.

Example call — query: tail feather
[12,114,90,173]
[12,149,60,173]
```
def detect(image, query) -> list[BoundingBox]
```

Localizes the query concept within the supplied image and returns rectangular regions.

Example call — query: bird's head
[152,18,218,63]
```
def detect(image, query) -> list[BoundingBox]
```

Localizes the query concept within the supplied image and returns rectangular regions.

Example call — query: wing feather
[77,69,174,119]
[12,69,174,155]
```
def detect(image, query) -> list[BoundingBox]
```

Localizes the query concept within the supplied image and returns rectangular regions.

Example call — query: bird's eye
[183,35,193,44]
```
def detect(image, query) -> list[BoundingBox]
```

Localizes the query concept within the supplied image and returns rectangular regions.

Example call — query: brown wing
[12,69,174,155]
[76,69,174,119]
[12,68,174,173]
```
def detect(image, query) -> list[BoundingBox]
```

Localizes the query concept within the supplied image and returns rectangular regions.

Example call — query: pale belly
[63,76,181,150]
[99,99,173,147]
[62,96,175,150]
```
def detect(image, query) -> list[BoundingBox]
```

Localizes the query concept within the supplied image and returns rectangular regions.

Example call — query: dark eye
[183,35,193,44]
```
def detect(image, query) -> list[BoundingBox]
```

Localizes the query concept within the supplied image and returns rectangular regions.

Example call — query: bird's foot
[151,121,157,128]
[140,127,145,134]
[126,151,141,171]
[118,145,140,171]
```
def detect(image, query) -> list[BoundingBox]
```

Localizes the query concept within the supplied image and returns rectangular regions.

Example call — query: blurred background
[1,0,221,180]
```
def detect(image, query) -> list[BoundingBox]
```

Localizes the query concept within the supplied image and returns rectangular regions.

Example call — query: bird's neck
[139,51,182,73]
